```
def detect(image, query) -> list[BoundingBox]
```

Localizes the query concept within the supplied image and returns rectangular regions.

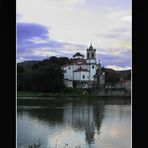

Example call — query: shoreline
[17,91,131,106]
[17,95,131,106]
[17,95,131,99]
[17,91,131,98]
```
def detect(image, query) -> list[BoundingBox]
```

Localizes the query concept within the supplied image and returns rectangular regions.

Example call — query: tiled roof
[61,59,86,67]
[61,63,71,67]
[73,59,86,64]
[74,67,89,72]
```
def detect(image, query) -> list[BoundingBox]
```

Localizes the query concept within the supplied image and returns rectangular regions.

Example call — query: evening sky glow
[16,0,131,70]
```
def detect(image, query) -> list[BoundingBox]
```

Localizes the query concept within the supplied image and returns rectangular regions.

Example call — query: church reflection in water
[18,100,105,145]
[17,99,131,148]
[63,101,105,144]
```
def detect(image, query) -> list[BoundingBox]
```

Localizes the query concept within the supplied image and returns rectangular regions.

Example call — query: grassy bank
[17,91,97,99]
[17,91,53,97]
[17,90,131,106]
[17,88,87,97]
[17,90,131,99]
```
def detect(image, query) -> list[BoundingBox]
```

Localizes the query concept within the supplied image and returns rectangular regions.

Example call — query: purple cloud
[97,49,131,67]
[17,23,131,69]
[17,23,63,48]
[17,23,49,41]
[17,23,64,61]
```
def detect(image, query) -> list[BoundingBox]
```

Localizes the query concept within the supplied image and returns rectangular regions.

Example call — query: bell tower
[86,43,97,83]
[86,43,96,64]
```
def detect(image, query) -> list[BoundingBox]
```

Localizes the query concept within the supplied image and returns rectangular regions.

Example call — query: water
[17,98,131,148]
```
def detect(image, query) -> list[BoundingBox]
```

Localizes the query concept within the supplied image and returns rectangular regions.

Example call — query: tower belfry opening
[86,43,96,59]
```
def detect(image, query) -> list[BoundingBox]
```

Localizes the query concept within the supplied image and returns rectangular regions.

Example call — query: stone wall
[92,87,131,97]
[64,80,73,88]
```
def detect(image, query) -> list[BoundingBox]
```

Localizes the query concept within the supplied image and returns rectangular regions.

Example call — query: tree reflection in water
[17,99,130,147]
[63,101,105,145]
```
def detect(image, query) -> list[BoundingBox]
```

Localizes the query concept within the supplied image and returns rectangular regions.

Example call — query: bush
[18,65,64,93]
[61,87,83,94]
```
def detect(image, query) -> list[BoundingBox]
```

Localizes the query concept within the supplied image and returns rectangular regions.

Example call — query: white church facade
[61,44,105,88]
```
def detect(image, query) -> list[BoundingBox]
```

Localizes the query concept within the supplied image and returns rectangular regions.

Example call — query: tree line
[17,56,131,92]
[17,56,71,92]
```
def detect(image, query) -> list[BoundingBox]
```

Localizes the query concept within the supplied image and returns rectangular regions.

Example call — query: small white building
[61,44,105,88]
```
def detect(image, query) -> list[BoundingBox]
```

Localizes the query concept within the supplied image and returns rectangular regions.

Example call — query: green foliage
[17,56,131,93]
[105,70,120,84]
[57,57,70,66]
[126,72,131,80]
[73,52,84,58]
[20,65,64,92]
[31,57,70,70]
[18,61,39,72]
[17,65,24,90]
[17,65,24,73]
[17,57,67,92]
[61,87,83,94]
[31,61,43,70]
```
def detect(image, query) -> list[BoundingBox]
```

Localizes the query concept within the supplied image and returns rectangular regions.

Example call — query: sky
[16,0,132,70]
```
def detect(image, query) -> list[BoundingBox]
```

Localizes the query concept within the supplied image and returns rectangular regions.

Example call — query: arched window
[87,52,89,58]
[92,52,94,58]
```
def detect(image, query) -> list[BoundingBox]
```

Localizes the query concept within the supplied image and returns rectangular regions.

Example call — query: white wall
[74,72,80,81]
[89,64,96,81]
[63,63,96,81]
[86,59,96,64]
[64,65,73,80]
[80,71,89,81]
[73,71,90,81]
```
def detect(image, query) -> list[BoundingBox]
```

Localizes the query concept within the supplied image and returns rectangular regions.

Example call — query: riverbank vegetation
[17,88,84,97]
[17,57,70,93]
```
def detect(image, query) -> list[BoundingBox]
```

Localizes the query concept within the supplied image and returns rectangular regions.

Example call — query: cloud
[16,0,131,45]
[102,27,131,40]
[16,0,131,69]
[17,23,49,44]
[97,48,131,68]
[16,22,64,61]
[17,22,87,62]
[106,65,131,71]
[86,0,131,10]
[45,0,86,6]
[16,22,64,48]
[17,23,131,70]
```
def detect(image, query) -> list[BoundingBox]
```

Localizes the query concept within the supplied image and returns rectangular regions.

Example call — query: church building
[61,44,105,88]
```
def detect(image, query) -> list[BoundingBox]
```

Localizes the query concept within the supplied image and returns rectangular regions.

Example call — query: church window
[69,66,71,69]
[83,75,85,79]
[92,52,94,58]
[87,52,89,58]
[92,65,94,69]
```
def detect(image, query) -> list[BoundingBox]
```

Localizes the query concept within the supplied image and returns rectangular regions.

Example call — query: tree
[105,71,120,85]
[126,72,131,80]
[17,56,71,92]
[19,64,64,92]
[73,52,84,59]
[17,65,24,74]
[57,57,70,66]
[31,61,43,70]
[17,65,24,90]
[48,56,58,63]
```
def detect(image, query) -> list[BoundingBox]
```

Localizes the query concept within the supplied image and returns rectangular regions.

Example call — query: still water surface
[17,98,131,148]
